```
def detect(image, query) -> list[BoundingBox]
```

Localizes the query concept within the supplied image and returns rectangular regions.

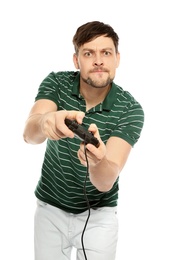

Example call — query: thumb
[88,123,100,139]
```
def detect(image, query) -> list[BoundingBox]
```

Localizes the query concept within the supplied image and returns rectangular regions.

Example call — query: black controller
[65,118,100,147]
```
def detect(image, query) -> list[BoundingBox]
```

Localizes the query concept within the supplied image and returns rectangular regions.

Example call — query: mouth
[91,68,108,73]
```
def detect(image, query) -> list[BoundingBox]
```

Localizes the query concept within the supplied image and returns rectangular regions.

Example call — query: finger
[60,124,75,138]
[66,111,85,124]
[88,123,101,140]
[77,149,87,167]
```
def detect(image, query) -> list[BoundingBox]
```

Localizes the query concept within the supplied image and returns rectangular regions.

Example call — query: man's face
[73,35,120,88]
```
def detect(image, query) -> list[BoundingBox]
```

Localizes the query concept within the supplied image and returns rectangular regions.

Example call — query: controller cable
[81,143,91,260]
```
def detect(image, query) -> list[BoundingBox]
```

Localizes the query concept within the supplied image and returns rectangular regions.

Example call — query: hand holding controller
[65,118,100,147]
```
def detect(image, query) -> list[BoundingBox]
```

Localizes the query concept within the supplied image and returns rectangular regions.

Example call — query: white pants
[34,200,118,260]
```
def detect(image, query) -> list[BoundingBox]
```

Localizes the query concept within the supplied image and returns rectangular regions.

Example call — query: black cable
[81,144,91,260]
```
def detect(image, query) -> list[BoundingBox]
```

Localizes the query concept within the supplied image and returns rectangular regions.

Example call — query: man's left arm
[77,124,132,192]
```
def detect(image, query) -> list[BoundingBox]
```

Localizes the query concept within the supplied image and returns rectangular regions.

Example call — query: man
[23,21,144,260]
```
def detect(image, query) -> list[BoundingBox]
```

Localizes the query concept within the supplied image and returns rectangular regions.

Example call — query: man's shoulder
[54,71,79,81]
[113,82,141,107]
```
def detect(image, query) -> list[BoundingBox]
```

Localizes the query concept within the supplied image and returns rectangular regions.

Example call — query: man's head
[73,21,120,89]
[73,21,119,54]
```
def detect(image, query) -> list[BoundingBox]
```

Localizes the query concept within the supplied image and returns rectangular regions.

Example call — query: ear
[116,52,120,68]
[73,53,79,69]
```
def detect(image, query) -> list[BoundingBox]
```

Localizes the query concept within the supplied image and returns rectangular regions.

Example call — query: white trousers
[34,200,118,260]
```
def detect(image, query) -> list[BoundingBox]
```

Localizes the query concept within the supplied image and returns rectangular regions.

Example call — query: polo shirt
[34,71,144,213]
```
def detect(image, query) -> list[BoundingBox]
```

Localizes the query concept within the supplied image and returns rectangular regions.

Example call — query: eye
[84,51,92,57]
[104,51,111,56]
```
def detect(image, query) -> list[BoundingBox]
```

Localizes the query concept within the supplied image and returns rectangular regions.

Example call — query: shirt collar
[72,71,117,111]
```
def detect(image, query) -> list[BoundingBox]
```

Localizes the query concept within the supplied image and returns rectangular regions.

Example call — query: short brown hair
[73,21,119,54]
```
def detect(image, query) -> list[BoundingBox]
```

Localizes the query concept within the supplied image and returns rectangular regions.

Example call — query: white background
[0,0,186,259]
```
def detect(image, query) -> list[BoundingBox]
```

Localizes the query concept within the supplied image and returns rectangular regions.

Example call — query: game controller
[65,118,100,147]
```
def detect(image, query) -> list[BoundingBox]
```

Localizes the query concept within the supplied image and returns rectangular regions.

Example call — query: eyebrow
[82,47,114,52]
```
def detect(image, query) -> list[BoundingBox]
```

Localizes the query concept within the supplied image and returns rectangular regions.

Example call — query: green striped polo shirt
[34,71,144,214]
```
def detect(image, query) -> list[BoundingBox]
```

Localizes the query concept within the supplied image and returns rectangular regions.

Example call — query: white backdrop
[0,0,186,259]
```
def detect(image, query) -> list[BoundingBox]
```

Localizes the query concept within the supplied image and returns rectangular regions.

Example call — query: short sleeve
[111,101,145,147]
[35,72,60,108]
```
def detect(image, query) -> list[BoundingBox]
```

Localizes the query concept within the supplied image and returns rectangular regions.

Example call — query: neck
[80,81,111,111]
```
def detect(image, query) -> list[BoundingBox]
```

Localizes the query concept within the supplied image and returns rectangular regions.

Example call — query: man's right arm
[23,99,85,144]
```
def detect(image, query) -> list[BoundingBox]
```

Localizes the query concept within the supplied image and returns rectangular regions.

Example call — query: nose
[94,61,103,66]
[94,53,103,66]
